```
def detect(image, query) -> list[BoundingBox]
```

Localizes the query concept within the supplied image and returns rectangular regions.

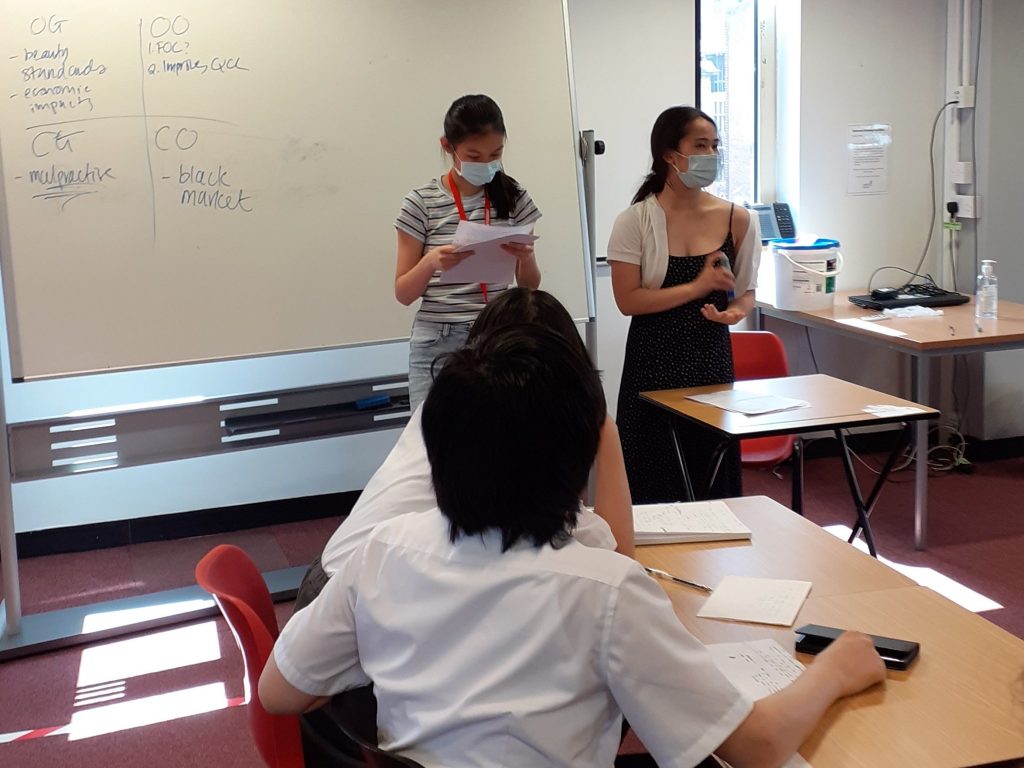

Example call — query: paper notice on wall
[847,123,891,195]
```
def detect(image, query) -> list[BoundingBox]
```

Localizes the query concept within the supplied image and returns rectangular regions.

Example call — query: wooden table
[756,292,1024,549]
[637,496,1024,768]
[641,374,938,556]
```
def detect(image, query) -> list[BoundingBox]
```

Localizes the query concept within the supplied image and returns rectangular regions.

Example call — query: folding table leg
[838,422,912,558]
[702,439,733,499]
[669,417,696,502]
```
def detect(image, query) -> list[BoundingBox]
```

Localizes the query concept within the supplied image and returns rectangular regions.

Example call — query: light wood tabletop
[760,291,1024,353]
[640,373,937,438]
[754,293,1024,551]
[636,496,1024,768]
[637,496,914,598]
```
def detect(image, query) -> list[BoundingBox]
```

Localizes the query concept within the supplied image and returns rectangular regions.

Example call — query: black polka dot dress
[616,206,743,504]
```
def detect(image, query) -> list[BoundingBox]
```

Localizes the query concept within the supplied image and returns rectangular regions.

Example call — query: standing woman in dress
[395,94,542,410]
[607,106,761,504]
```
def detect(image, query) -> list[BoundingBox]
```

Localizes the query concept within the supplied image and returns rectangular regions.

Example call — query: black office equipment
[747,202,796,243]
[849,283,970,310]
[795,623,920,670]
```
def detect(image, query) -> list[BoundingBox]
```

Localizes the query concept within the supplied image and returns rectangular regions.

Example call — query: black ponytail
[632,106,716,205]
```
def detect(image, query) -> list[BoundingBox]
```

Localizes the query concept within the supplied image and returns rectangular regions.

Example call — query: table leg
[669,417,696,502]
[703,439,733,499]
[911,356,930,550]
[836,428,878,558]
[845,422,913,556]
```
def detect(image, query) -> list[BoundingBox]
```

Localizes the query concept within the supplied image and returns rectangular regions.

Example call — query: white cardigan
[606,194,760,293]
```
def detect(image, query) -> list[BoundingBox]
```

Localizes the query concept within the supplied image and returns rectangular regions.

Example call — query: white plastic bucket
[769,238,843,311]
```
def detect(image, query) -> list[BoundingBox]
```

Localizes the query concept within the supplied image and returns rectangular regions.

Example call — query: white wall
[971,0,1024,439]
[767,0,946,396]
[568,0,696,416]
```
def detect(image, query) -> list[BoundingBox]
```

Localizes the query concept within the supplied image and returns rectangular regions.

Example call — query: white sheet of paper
[698,575,812,626]
[633,500,751,543]
[440,220,538,285]
[862,404,928,418]
[836,317,908,337]
[687,391,810,416]
[847,122,891,195]
[707,640,813,768]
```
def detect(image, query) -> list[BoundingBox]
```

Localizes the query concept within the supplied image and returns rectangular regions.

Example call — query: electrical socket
[950,85,976,108]
[955,194,979,218]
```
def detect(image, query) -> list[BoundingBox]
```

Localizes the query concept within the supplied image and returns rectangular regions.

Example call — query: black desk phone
[746,202,796,243]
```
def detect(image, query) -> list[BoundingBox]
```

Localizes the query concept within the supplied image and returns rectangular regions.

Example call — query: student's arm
[610,257,733,316]
[259,548,371,715]
[714,631,887,768]
[702,207,758,325]
[259,655,330,715]
[394,231,471,306]
[508,242,541,288]
[593,417,634,557]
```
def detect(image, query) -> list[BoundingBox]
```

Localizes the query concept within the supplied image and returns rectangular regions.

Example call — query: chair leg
[791,438,804,516]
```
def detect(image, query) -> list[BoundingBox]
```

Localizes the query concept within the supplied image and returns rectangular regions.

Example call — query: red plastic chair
[196,545,423,768]
[731,331,804,514]
[196,544,306,768]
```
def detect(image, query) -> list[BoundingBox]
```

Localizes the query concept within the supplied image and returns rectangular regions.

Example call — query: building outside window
[699,0,758,205]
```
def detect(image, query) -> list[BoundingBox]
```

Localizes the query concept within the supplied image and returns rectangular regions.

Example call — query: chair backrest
[731,331,789,381]
[196,544,305,768]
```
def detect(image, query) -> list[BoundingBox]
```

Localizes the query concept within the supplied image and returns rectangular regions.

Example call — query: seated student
[260,325,886,768]
[293,287,633,611]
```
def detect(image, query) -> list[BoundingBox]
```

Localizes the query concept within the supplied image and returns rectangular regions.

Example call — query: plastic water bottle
[975,259,998,319]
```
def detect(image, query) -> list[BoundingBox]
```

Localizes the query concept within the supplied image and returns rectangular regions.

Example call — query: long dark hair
[444,94,524,220]
[468,287,588,361]
[632,106,716,204]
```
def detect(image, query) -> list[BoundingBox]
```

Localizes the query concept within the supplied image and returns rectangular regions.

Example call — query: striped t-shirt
[395,178,542,324]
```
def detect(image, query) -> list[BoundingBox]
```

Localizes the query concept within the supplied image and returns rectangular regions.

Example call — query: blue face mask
[456,158,501,186]
[673,152,719,189]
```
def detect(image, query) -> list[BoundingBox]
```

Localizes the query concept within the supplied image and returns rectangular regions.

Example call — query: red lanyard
[447,170,491,303]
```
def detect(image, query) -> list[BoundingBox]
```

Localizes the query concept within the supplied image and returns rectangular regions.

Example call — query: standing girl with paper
[608,106,761,504]
[395,94,542,409]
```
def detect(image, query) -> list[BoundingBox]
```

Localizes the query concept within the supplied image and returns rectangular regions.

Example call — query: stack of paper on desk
[686,390,809,416]
[633,500,752,545]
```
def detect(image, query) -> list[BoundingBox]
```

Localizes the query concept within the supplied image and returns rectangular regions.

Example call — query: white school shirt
[275,510,753,768]
[320,405,617,575]
[606,194,761,292]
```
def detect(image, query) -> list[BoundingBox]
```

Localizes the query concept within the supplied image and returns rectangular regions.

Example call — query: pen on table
[643,566,713,594]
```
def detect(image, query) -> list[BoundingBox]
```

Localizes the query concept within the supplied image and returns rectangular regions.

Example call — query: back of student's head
[422,324,605,551]
[468,287,588,361]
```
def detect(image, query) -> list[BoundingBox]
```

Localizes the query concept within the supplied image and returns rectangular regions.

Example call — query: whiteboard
[0,0,591,379]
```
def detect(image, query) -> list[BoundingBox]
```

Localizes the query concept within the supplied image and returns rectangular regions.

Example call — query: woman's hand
[694,251,735,295]
[501,241,536,262]
[428,244,472,272]
[701,304,745,325]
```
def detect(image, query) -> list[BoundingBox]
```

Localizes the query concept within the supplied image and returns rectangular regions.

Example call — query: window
[698,0,764,205]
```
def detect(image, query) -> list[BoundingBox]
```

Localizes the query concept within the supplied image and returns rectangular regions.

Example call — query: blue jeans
[407,320,472,411]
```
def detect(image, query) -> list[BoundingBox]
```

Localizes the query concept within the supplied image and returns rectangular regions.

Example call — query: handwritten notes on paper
[633,501,752,545]
[698,575,812,626]
[707,639,813,768]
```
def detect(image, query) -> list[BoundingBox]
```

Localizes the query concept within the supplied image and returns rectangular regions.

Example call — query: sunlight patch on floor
[822,525,1003,613]
[63,683,230,741]
[77,621,222,687]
